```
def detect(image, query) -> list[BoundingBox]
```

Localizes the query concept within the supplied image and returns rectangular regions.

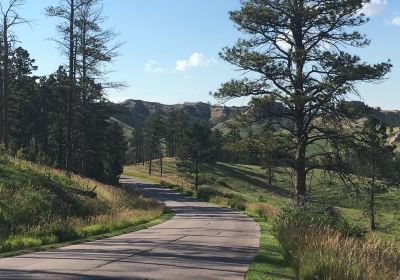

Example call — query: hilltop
[109,99,246,129]
[109,99,400,139]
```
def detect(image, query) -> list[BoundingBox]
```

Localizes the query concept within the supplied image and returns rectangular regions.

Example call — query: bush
[274,204,366,239]
[196,185,221,201]
[275,223,400,280]
[216,178,230,188]
[271,204,400,280]
[229,195,247,211]
[247,202,280,221]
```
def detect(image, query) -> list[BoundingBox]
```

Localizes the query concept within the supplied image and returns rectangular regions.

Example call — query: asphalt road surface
[0,175,260,280]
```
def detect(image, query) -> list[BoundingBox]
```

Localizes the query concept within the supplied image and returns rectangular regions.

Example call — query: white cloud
[145,60,163,73]
[360,0,387,17]
[390,16,400,25]
[175,52,213,72]
[276,31,292,52]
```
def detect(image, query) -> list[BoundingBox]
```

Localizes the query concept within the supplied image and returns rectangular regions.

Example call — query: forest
[0,0,126,185]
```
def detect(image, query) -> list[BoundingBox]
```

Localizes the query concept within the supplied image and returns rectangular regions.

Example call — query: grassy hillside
[0,155,165,254]
[124,158,400,240]
[124,158,400,279]
[124,159,297,280]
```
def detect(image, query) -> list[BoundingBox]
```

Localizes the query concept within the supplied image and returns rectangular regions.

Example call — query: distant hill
[110,99,246,129]
[109,99,400,134]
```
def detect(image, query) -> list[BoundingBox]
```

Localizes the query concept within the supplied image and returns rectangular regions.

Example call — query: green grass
[0,155,166,254]
[124,160,296,279]
[125,157,400,278]
[125,158,400,240]
[245,212,296,280]
[0,210,174,258]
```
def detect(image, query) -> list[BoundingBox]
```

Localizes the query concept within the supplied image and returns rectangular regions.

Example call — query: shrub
[196,185,221,201]
[276,223,400,280]
[273,204,399,280]
[247,202,280,220]
[274,204,366,239]
[229,195,247,211]
[216,178,230,188]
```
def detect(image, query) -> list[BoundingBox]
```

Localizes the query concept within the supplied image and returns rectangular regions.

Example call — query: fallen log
[41,174,97,202]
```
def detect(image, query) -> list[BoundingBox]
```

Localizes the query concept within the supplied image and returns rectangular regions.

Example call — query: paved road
[0,175,260,280]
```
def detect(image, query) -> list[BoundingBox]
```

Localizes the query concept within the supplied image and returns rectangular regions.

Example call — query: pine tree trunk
[148,151,152,175]
[160,156,163,177]
[0,40,3,144]
[194,160,199,190]
[3,20,9,148]
[80,21,88,177]
[295,145,307,201]
[268,166,272,187]
[66,0,75,171]
[370,177,377,231]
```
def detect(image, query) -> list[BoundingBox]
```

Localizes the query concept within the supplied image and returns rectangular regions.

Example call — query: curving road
[0,175,260,280]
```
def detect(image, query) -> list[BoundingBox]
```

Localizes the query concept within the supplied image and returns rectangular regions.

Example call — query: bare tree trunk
[2,20,9,148]
[194,160,199,190]
[0,39,3,145]
[295,146,307,201]
[80,19,88,177]
[148,150,153,175]
[148,159,152,176]
[66,0,75,172]
[160,155,163,177]
[370,177,377,231]
[268,166,272,187]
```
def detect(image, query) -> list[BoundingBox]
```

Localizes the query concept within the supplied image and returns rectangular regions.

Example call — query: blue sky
[12,0,400,109]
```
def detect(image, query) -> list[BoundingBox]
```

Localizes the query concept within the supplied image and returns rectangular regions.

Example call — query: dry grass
[276,222,400,280]
[0,157,164,253]
[247,202,281,219]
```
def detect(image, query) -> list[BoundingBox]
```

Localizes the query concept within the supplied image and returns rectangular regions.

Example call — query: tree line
[128,110,223,189]
[0,0,126,185]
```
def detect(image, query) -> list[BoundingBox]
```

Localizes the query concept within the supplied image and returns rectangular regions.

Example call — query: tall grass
[0,157,164,253]
[276,220,400,279]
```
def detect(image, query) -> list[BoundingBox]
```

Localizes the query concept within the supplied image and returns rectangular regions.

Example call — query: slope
[0,154,165,255]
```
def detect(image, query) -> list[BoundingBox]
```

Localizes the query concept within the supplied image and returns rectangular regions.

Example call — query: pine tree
[215,0,392,201]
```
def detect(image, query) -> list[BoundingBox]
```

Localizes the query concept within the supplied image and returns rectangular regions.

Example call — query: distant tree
[210,129,223,162]
[46,0,81,171]
[214,0,392,202]
[131,127,144,164]
[351,117,397,230]
[0,0,30,148]
[144,113,164,176]
[74,0,123,176]
[166,109,188,158]
[9,47,38,149]
[41,67,69,169]
[178,121,212,190]
[101,121,127,185]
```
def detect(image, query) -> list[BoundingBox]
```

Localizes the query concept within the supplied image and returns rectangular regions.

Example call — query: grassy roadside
[125,158,400,240]
[0,156,171,255]
[0,210,174,258]
[124,165,296,280]
[124,158,400,279]
[244,212,296,280]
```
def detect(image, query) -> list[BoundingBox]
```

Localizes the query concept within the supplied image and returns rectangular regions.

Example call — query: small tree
[131,127,144,164]
[165,109,188,158]
[143,113,164,176]
[352,117,397,230]
[178,121,212,190]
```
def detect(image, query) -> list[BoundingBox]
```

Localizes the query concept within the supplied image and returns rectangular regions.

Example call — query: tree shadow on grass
[209,163,292,198]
